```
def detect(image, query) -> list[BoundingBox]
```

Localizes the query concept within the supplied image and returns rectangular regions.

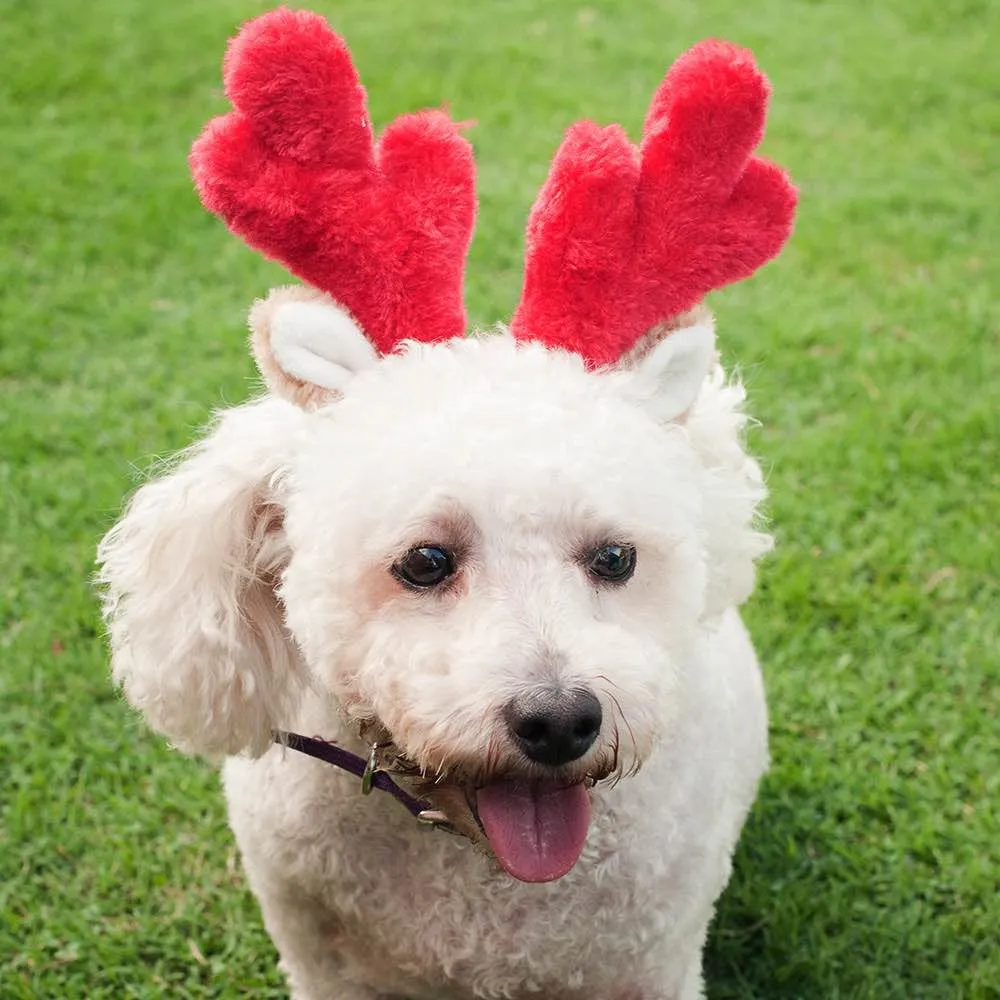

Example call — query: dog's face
[276,333,730,881]
[99,298,769,883]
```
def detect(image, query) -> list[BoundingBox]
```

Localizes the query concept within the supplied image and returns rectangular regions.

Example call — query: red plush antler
[190,8,476,355]
[510,40,797,367]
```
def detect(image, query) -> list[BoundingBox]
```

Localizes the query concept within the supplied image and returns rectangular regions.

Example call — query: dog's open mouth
[359,721,611,883]
[474,778,591,883]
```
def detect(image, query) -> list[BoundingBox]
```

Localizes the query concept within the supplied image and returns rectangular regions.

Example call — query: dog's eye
[392,546,455,589]
[587,543,637,584]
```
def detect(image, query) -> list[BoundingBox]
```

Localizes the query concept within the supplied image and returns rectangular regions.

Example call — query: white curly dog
[97,11,796,997]
[99,295,771,1000]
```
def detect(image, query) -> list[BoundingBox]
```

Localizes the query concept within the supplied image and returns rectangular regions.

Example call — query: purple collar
[272,731,459,834]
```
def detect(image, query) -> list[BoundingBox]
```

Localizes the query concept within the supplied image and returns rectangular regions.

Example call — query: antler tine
[510,41,796,367]
[513,122,641,362]
[190,8,476,355]
[640,40,768,198]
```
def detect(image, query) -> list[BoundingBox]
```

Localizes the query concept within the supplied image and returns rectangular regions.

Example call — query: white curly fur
[98,316,771,1000]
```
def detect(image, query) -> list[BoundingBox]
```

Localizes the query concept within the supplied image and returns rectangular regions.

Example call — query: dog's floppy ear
[250,286,379,410]
[97,398,308,756]
[621,308,717,423]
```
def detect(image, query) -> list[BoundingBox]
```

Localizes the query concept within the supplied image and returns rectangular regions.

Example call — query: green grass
[1,0,997,996]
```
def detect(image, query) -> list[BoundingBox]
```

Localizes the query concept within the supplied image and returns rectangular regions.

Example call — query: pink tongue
[475,780,591,883]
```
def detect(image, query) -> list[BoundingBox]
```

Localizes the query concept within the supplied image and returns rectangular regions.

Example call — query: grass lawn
[2,0,997,997]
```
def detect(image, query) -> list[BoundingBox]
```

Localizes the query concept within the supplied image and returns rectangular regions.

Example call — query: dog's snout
[504,688,603,767]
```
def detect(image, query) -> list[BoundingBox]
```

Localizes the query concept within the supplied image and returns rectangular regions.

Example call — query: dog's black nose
[504,688,603,767]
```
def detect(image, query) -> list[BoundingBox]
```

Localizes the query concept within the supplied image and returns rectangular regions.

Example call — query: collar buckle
[416,809,463,836]
[360,742,384,796]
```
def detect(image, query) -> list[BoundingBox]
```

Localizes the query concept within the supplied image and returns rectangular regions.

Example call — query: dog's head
[99,12,793,883]
[98,294,770,881]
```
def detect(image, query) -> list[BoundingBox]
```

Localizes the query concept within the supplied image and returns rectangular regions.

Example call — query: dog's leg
[676,961,706,1000]
[621,940,705,1000]
[655,949,706,1000]
[255,888,384,1000]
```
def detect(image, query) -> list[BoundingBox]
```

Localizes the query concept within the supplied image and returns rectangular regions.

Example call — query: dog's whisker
[599,692,633,788]
[483,731,502,783]
[595,673,626,696]
[602,688,638,764]
[610,722,623,787]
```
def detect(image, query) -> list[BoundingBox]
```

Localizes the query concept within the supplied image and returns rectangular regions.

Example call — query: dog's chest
[228,750,710,997]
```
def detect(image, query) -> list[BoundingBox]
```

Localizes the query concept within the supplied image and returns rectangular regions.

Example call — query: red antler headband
[190,8,476,355]
[191,8,796,367]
